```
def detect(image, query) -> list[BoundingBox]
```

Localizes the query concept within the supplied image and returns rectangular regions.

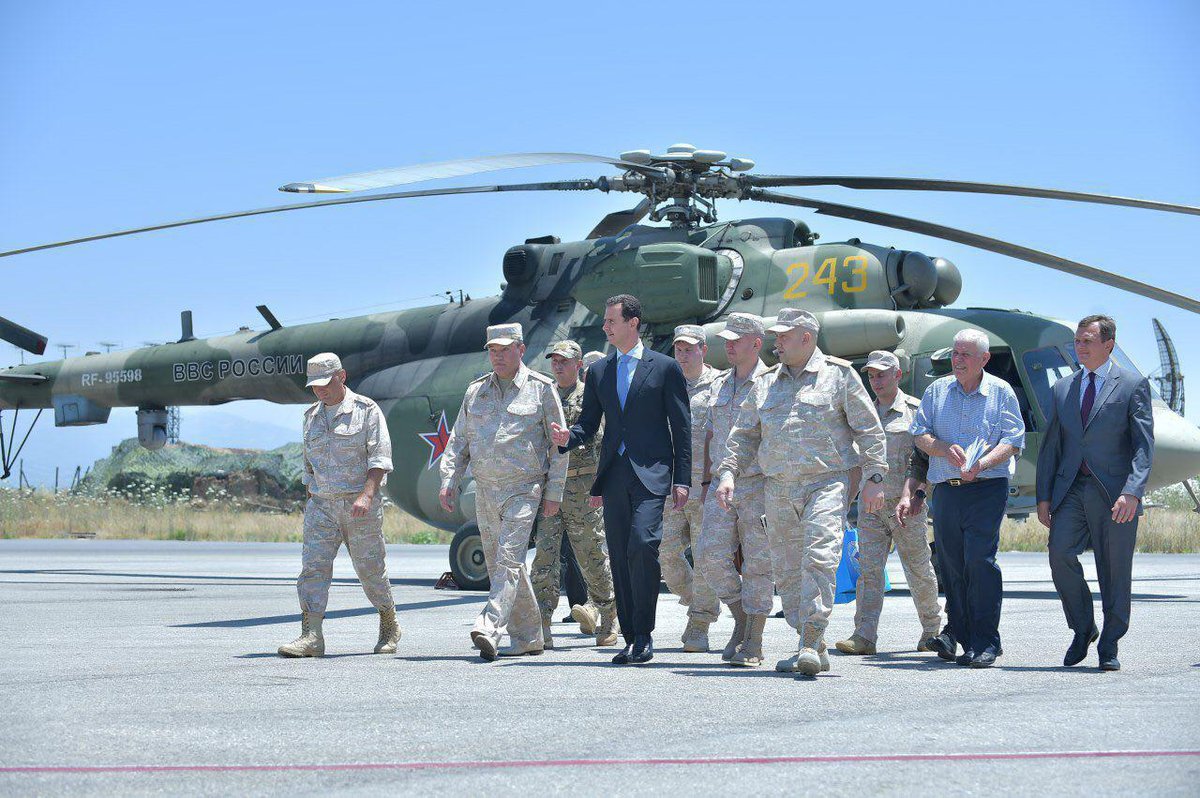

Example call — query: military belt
[566,466,597,478]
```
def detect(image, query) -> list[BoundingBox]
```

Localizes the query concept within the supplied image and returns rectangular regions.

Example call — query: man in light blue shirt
[912,328,1025,668]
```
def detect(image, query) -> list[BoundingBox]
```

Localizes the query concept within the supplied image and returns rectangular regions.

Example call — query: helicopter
[2,143,1200,590]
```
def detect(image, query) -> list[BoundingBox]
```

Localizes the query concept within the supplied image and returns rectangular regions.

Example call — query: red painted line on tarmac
[1,750,1198,775]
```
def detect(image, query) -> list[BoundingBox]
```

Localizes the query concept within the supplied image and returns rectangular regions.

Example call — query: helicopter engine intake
[573,242,734,323]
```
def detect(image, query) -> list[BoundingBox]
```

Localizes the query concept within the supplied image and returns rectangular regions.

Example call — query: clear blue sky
[2,1,1198,484]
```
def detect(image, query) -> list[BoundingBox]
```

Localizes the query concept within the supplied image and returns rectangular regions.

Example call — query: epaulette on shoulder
[352,393,378,407]
[528,370,555,385]
[825,355,853,368]
[468,373,489,385]
[304,401,321,417]
[904,394,922,408]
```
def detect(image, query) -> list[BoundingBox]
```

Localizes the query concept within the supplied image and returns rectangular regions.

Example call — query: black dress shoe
[928,633,957,661]
[969,650,997,668]
[1064,627,1099,667]
[629,635,654,664]
[611,645,631,665]
[1099,655,1121,671]
[955,650,976,666]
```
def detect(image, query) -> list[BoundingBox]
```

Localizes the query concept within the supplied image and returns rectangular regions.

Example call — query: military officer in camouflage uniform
[661,324,722,652]
[836,350,943,656]
[439,323,568,661]
[716,309,887,677]
[695,312,775,667]
[279,353,398,658]
[530,340,619,648]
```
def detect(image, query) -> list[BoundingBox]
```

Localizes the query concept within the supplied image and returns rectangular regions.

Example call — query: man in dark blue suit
[551,295,691,664]
[1037,314,1154,671]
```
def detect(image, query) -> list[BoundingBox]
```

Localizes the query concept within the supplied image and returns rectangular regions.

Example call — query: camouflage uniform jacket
[440,362,568,502]
[683,364,722,488]
[558,379,603,479]
[877,390,923,498]
[302,387,393,497]
[718,348,887,483]
[704,359,771,480]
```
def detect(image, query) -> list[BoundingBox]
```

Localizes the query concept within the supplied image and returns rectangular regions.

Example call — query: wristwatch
[867,473,884,484]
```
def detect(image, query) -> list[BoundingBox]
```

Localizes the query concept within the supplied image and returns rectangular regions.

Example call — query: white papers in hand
[962,438,989,473]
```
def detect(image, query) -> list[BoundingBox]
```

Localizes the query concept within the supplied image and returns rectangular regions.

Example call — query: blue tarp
[835,526,891,604]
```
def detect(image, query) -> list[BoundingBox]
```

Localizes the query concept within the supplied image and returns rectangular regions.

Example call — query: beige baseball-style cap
[305,352,343,387]
[766,308,820,334]
[545,340,583,360]
[484,323,524,348]
[717,312,766,341]
[861,350,901,372]
[672,324,706,345]
[582,350,605,368]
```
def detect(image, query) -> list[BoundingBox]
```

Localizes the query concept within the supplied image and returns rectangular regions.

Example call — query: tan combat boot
[542,622,555,650]
[374,607,401,654]
[730,614,767,667]
[595,606,619,647]
[917,628,941,652]
[278,611,325,658]
[722,600,748,661]
[571,603,599,635]
[498,639,545,657]
[795,627,830,677]
[834,634,876,655]
[681,618,711,653]
[471,630,498,661]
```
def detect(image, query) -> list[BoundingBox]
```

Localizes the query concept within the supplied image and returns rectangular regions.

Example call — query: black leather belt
[942,477,1000,487]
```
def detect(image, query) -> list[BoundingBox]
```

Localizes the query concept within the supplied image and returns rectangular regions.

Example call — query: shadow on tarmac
[175,595,481,628]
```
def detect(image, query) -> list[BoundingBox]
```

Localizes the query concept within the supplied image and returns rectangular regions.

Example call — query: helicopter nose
[1148,404,1200,489]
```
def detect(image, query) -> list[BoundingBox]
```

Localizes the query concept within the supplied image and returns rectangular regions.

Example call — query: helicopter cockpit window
[1022,346,1076,422]
[985,350,1037,432]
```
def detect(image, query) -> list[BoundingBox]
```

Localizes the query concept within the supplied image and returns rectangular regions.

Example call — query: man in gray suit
[1036,314,1154,671]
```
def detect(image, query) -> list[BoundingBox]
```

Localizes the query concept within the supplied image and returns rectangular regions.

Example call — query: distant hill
[79,438,306,497]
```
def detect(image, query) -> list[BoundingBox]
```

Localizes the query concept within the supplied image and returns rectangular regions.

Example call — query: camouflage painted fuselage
[3,218,1199,528]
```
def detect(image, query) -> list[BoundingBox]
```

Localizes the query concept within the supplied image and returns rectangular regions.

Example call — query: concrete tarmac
[1,540,1197,796]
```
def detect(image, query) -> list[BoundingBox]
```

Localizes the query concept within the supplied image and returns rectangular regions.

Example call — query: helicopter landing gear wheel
[449,523,489,591]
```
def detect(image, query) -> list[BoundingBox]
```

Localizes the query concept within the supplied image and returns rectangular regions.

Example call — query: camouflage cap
[484,323,523,348]
[861,349,901,372]
[582,350,605,368]
[672,324,706,345]
[545,339,583,360]
[305,352,343,387]
[766,308,820,334]
[716,312,766,341]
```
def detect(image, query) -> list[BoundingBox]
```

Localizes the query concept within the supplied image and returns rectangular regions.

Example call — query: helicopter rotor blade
[0,315,48,355]
[281,152,666,193]
[587,198,654,239]
[747,188,1200,314]
[745,175,1200,217]
[0,180,598,259]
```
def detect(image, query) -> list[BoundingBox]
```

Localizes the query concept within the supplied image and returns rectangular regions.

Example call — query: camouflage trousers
[531,479,616,624]
[297,493,394,615]
[765,473,849,647]
[697,475,773,616]
[661,495,720,623]
[473,480,543,647]
[854,500,942,642]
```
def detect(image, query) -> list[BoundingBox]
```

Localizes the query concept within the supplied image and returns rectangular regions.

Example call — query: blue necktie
[617,353,633,409]
[617,354,633,454]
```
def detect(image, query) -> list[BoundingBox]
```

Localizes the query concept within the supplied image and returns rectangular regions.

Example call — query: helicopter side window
[1022,346,1076,423]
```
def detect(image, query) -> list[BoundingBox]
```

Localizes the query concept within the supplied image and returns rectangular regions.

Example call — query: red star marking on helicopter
[418,411,451,469]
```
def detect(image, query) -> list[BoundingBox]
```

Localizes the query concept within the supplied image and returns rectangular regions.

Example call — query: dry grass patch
[1000,509,1200,553]
[0,490,449,544]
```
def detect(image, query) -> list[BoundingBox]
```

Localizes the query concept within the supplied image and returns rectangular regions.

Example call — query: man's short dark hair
[606,294,642,324]
[1078,314,1116,342]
